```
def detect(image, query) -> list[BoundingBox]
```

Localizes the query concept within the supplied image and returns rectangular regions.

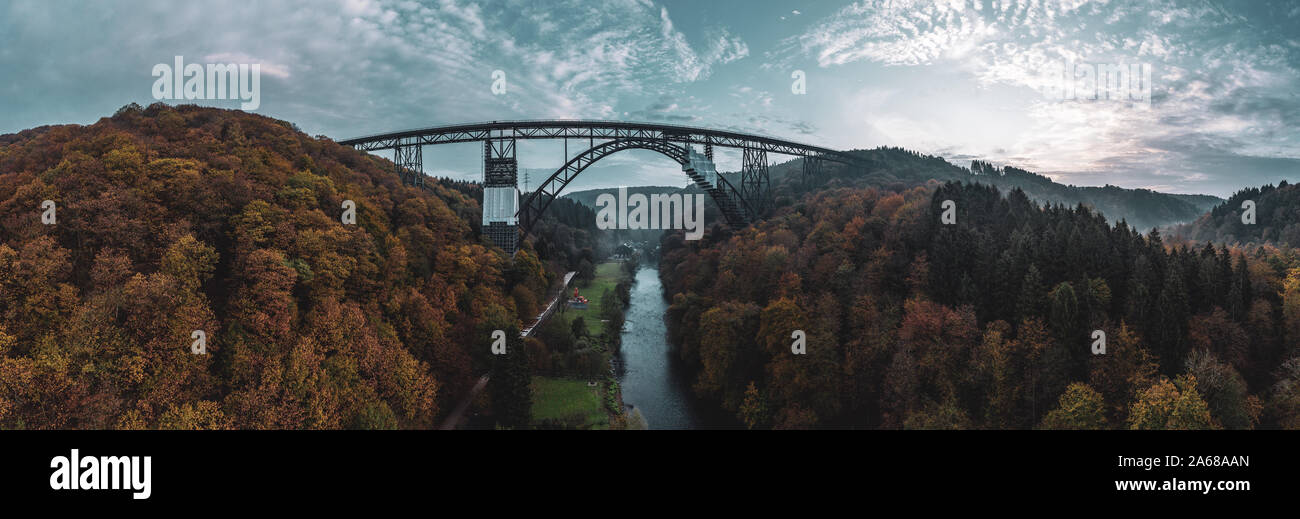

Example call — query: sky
[2,0,1298,197]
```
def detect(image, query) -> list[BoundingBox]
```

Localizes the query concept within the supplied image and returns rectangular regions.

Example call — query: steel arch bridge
[339,120,864,254]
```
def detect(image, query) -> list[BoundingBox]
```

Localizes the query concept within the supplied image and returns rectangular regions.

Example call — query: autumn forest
[662,178,1300,429]
[0,104,568,429]
[1,105,1298,430]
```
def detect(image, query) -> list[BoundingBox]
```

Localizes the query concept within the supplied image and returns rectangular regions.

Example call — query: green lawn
[565,261,624,336]
[531,376,608,429]
[594,260,623,279]
[528,262,630,429]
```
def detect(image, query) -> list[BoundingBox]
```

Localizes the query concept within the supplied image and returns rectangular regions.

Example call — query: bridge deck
[338,119,863,165]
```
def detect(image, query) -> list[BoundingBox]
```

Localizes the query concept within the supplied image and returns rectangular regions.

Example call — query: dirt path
[437,374,490,430]
[437,271,577,429]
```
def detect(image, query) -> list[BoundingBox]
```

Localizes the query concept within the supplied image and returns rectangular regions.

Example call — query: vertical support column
[394,139,424,187]
[802,155,822,189]
[741,147,769,219]
[482,138,519,255]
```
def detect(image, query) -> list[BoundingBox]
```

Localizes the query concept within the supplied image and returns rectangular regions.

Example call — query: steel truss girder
[340,120,863,166]
[518,138,752,236]
[485,138,516,164]
[483,138,517,185]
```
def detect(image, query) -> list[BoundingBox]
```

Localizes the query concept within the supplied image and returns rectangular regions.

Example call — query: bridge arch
[517,138,752,237]
[339,120,868,254]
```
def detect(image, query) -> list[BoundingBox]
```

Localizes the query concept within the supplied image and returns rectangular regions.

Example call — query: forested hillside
[768,150,1221,232]
[1178,181,1300,247]
[562,186,689,246]
[563,186,683,210]
[0,103,564,429]
[660,181,1300,429]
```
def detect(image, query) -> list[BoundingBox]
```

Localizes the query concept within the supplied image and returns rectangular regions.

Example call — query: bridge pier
[741,147,769,219]
[394,139,424,187]
[802,155,822,189]
[340,121,870,238]
[483,139,519,255]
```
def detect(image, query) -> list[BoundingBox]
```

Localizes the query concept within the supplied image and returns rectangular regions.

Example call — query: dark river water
[616,265,718,429]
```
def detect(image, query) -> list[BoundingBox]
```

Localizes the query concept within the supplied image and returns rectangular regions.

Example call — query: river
[616,265,723,429]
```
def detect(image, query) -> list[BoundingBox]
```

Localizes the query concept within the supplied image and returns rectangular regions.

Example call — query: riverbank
[528,260,636,429]
[616,264,725,429]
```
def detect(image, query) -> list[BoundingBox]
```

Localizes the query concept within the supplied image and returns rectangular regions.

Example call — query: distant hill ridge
[562,185,685,209]
[767,147,1223,232]
[1177,180,1300,247]
[561,147,1222,233]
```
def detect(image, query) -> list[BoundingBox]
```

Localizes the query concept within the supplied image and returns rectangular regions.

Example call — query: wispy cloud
[781,0,1300,195]
[1,0,750,131]
[3,0,1297,196]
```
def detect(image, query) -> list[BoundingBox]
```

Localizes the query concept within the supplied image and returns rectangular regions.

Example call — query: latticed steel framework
[802,155,824,189]
[393,139,424,187]
[518,138,753,234]
[341,120,858,158]
[482,139,519,255]
[741,148,770,217]
[340,120,866,253]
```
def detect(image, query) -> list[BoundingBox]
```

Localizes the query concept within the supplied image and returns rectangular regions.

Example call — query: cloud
[203,53,291,79]
[782,0,1300,196]
[626,95,700,122]
[0,0,751,134]
[4,0,1297,197]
